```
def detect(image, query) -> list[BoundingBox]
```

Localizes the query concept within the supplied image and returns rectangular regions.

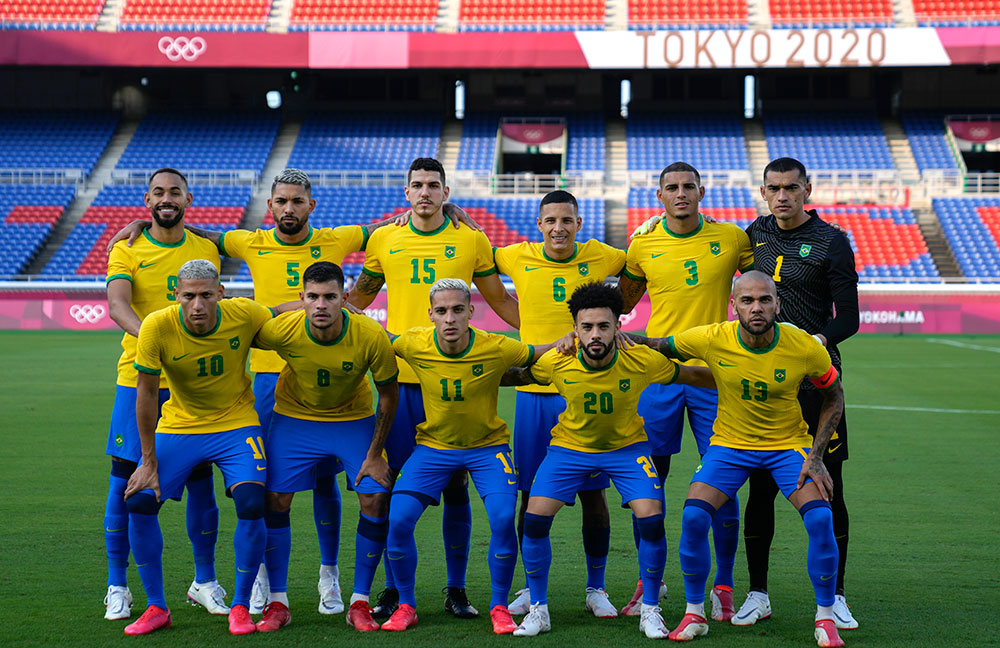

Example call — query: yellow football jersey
[494,240,626,395]
[392,326,532,450]
[107,230,221,388]
[220,225,367,373]
[255,309,398,422]
[624,215,754,364]
[668,321,837,451]
[134,297,273,434]
[363,221,496,383]
[529,346,679,453]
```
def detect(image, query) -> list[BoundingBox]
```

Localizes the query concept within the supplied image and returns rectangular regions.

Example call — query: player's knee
[111,458,138,479]
[522,512,554,539]
[359,492,389,518]
[636,513,666,542]
[126,491,161,516]
[232,482,266,520]
[388,493,428,533]
[682,499,715,535]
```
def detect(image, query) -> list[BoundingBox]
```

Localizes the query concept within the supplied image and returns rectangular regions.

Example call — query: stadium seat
[0,184,76,276]
[933,198,1000,279]
[0,0,103,28]
[627,186,757,235]
[764,113,895,170]
[0,110,119,177]
[768,0,895,27]
[458,0,606,31]
[902,113,962,172]
[119,0,271,31]
[913,0,1000,26]
[287,114,441,172]
[289,0,437,31]
[628,0,749,30]
[627,113,749,172]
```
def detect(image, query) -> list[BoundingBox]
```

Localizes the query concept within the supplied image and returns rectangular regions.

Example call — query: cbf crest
[619,379,630,392]
[342,361,353,372]
[445,245,456,259]
[578,263,589,277]
[774,369,786,383]
[310,246,321,259]
[709,241,721,256]
[472,363,484,377]
[799,244,812,258]
[229,336,241,350]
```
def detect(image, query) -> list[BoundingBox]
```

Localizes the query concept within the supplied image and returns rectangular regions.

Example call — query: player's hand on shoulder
[824,219,848,235]
[614,329,635,351]
[555,331,578,355]
[701,212,717,223]
[124,463,161,501]
[444,202,482,231]
[106,219,151,254]
[393,210,411,226]
[629,212,664,240]
[344,301,364,315]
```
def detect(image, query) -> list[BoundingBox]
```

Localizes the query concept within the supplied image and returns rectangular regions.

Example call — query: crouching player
[123,260,284,635]
[251,261,399,633]
[502,282,715,639]
[630,271,846,648]
[381,278,552,634]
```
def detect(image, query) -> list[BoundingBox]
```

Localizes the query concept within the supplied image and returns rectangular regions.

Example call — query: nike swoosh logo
[646,568,659,573]
[526,568,540,574]
[494,554,510,560]
[257,250,274,256]
[654,483,661,489]
[201,529,216,535]
[820,574,833,581]
[563,379,579,384]
[172,353,190,361]
[288,353,303,358]
[681,571,696,576]
[389,248,406,255]
[756,242,767,247]
[416,363,433,369]
[256,466,266,471]
[138,261,156,269]
[367,552,380,558]
[237,567,253,573]
[388,555,402,561]
[651,253,665,259]
[827,443,842,454]
[523,266,539,272]
[106,527,125,533]
[507,479,517,485]
[137,563,149,568]
[723,520,739,528]
[320,520,333,525]
[717,361,736,367]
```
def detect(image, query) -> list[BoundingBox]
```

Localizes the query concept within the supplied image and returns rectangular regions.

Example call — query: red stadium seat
[768,0,894,25]
[118,0,271,27]
[289,0,437,29]
[459,0,606,29]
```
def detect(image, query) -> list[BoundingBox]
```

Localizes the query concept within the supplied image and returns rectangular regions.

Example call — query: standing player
[735,158,860,630]
[628,271,845,647]
[493,190,625,617]
[381,278,547,634]
[348,157,520,619]
[617,162,754,618]
[500,282,715,639]
[250,261,399,633]
[123,260,285,636]
[104,168,226,620]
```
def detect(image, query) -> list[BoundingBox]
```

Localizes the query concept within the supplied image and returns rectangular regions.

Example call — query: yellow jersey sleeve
[527,349,555,386]
[133,307,167,376]
[107,242,138,283]
[667,324,714,363]
[497,334,533,368]
[218,228,252,259]
[623,237,647,281]
[473,229,497,276]
[361,227,387,278]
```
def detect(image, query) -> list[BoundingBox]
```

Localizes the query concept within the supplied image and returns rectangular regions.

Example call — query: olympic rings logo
[158,36,207,62]
[70,304,107,324]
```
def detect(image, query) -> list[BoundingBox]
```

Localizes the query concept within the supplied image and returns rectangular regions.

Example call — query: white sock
[350,593,369,605]
[816,605,834,621]
[256,563,269,583]
[319,564,339,580]
[270,591,289,606]
[686,602,706,617]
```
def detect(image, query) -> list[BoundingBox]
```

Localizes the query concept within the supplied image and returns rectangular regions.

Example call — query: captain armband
[809,365,839,390]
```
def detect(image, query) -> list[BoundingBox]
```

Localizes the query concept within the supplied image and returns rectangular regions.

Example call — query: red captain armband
[810,365,839,390]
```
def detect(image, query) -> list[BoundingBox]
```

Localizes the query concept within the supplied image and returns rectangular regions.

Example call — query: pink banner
[948,120,1000,143]
[501,123,566,144]
[2,291,999,334]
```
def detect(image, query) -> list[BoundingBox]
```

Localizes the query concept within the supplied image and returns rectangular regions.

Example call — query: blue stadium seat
[627,113,749,171]
[764,113,895,170]
[287,114,441,172]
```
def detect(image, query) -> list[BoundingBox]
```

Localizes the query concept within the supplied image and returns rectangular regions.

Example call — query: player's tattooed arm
[474,273,520,329]
[797,381,844,501]
[125,371,162,501]
[500,366,538,387]
[357,380,397,490]
[348,272,385,310]
[107,277,142,337]
[622,334,680,359]
[617,275,647,314]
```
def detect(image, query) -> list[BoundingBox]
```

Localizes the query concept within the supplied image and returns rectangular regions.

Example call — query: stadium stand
[626,185,757,234]
[913,0,1000,26]
[627,114,749,171]
[768,0,895,27]
[0,111,118,177]
[458,0,606,31]
[287,114,441,172]
[42,184,249,277]
[0,185,76,276]
[115,113,279,176]
[0,0,104,28]
[458,113,603,173]
[289,0,437,31]
[628,0,749,29]
[119,0,271,31]
[457,114,501,172]
[764,113,895,170]
[933,197,1000,279]
[902,113,961,172]
[566,114,606,172]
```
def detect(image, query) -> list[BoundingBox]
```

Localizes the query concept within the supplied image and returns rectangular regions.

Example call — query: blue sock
[631,513,642,580]
[314,474,342,567]
[521,513,554,605]
[233,518,266,607]
[712,496,739,589]
[355,513,388,597]
[636,514,667,605]
[128,510,166,609]
[442,484,472,589]
[484,494,518,609]
[801,502,838,607]
[185,470,219,584]
[582,526,610,590]
[264,511,291,594]
[679,500,714,605]
[387,494,425,607]
[105,465,131,587]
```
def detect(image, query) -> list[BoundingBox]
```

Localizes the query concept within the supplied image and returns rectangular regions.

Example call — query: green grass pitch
[0,331,997,647]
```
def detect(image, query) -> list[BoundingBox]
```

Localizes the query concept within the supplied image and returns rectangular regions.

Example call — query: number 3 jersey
[529,346,680,453]
[667,320,839,451]
[107,230,221,388]
[392,326,533,450]
[134,297,273,434]
[254,309,398,422]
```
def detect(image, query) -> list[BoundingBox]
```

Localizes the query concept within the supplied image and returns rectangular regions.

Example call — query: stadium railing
[0,169,86,185]
[109,169,260,186]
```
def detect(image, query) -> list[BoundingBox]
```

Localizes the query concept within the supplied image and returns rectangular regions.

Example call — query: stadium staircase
[606,0,628,30]
[748,0,772,27]
[894,0,917,26]
[439,120,463,178]
[605,118,629,248]
[742,119,770,213]
[97,0,124,32]
[917,210,962,277]
[267,0,294,32]
[25,119,140,275]
[882,118,920,179]
[437,0,460,32]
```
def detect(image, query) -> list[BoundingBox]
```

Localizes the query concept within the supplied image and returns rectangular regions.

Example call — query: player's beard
[738,312,775,336]
[276,216,306,236]
[151,204,184,229]
[582,339,612,361]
